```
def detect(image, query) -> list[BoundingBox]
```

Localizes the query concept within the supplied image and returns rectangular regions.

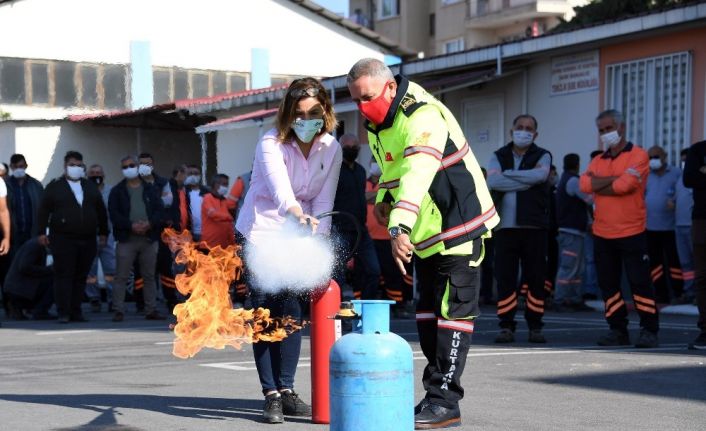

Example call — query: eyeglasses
[649,156,661,160]
[289,87,319,99]
[122,163,136,169]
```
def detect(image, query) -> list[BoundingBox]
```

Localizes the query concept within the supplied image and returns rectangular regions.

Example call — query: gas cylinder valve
[334,301,358,319]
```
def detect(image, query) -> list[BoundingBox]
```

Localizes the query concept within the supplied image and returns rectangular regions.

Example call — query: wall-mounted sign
[550,50,599,96]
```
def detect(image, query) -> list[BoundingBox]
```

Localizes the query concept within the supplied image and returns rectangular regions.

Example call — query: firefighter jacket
[365,75,499,259]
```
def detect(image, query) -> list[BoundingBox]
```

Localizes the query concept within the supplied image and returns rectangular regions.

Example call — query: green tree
[552,0,697,32]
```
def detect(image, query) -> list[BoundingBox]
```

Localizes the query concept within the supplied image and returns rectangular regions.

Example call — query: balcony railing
[467,0,563,18]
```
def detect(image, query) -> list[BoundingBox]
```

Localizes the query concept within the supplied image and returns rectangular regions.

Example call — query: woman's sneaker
[263,393,284,424]
[280,390,312,416]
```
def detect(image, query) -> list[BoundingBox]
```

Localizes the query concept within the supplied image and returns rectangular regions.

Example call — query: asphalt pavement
[0,305,704,431]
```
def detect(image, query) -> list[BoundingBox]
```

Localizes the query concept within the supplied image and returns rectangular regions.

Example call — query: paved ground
[0,305,705,431]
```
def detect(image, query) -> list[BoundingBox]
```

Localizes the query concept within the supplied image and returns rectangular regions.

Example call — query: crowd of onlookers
[0,151,251,324]
[0,111,704,349]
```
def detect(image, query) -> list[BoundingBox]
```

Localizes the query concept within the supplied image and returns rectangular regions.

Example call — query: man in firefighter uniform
[347,58,499,429]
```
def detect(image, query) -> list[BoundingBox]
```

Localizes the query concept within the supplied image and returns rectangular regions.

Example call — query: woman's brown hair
[275,77,337,142]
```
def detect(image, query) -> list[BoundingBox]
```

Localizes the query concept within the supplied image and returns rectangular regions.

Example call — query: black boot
[414,403,461,429]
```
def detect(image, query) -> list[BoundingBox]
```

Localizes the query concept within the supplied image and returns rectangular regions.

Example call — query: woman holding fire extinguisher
[235,77,342,424]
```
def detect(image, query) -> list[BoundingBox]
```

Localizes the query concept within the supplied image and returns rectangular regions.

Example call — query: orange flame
[161,228,303,359]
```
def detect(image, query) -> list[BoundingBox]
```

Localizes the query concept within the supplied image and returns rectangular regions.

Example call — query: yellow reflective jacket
[366,76,499,259]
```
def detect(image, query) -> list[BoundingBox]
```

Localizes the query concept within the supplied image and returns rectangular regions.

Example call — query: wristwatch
[388,225,410,239]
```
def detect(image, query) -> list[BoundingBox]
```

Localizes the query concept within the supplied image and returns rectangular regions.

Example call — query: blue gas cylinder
[329,300,414,431]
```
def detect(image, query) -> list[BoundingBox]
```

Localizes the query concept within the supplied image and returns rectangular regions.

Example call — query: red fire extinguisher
[310,279,342,424]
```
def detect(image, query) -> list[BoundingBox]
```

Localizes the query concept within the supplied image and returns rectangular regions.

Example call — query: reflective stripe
[497,292,517,307]
[527,292,544,307]
[605,292,621,308]
[415,206,497,251]
[635,303,657,314]
[416,312,436,320]
[438,142,470,171]
[404,145,443,160]
[497,300,517,315]
[437,319,474,333]
[394,200,420,215]
[633,294,656,306]
[526,301,543,314]
[379,179,400,189]
[605,300,625,317]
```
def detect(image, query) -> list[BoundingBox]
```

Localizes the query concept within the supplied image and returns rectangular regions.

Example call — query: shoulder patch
[400,94,427,117]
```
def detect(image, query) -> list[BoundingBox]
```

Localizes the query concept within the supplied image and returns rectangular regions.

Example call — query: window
[54,62,76,107]
[191,72,210,98]
[212,72,227,96]
[0,57,26,104]
[443,38,465,54]
[476,0,489,16]
[153,69,172,104]
[429,13,435,37]
[228,73,247,92]
[379,0,399,19]
[606,51,692,164]
[174,69,189,100]
[103,64,127,109]
[30,62,49,104]
[80,65,99,107]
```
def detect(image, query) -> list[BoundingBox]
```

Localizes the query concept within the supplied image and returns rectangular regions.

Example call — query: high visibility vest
[366,76,499,258]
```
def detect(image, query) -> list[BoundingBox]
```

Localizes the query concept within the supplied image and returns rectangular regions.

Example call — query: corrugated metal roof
[174,85,289,114]
[195,108,279,133]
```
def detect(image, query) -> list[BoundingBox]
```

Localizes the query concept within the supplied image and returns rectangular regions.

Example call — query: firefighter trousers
[494,228,548,331]
[594,232,659,333]
[415,239,482,409]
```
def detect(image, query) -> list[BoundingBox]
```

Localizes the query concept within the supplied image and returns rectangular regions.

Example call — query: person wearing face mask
[235,77,341,424]
[347,58,498,429]
[486,114,553,345]
[331,133,381,300]
[645,145,686,305]
[84,164,116,313]
[108,155,167,322]
[184,164,209,242]
[201,173,236,250]
[579,109,658,348]
[137,152,181,311]
[37,151,109,323]
[7,154,44,250]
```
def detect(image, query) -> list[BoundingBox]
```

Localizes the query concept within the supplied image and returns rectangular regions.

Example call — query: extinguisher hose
[315,210,362,264]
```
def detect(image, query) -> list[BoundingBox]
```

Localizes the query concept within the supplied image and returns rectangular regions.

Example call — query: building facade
[349,0,587,56]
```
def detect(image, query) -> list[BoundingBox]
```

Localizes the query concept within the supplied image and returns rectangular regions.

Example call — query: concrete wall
[0,0,386,78]
[1,121,200,185]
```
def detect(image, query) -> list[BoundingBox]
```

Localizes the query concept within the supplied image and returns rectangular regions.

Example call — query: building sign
[550,50,599,96]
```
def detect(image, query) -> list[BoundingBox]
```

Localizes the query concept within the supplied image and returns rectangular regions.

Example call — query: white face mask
[217,185,229,196]
[681,161,686,170]
[600,130,621,148]
[66,165,84,180]
[512,130,534,148]
[12,168,26,178]
[649,159,663,170]
[292,118,324,144]
[138,164,153,177]
[122,167,139,179]
[185,175,200,186]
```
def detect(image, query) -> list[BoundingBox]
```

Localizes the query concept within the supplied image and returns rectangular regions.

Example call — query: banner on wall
[550,50,599,96]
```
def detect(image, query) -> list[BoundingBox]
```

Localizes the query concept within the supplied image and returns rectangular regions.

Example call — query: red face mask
[358,81,393,125]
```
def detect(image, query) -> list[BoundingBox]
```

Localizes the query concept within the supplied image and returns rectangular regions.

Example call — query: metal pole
[200,132,207,185]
